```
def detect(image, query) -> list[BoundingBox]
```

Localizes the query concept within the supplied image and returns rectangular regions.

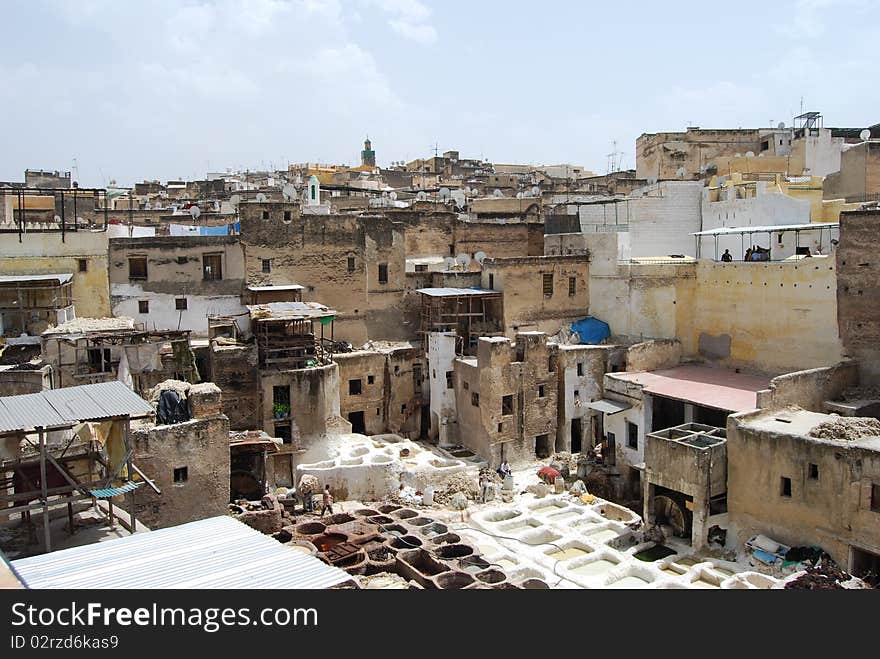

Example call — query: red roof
[612,365,771,412]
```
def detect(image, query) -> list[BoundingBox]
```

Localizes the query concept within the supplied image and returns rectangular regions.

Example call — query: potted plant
[273,402,290,419]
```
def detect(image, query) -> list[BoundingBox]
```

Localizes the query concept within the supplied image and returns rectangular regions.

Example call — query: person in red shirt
[320,484,334,517]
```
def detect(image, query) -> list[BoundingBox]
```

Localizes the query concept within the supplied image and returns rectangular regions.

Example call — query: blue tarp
[571,316,611,345]
[200,223,239,236]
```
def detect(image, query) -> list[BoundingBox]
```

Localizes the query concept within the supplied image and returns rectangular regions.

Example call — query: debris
[808,416,880,441]
[298,474,319,495]
[784,559,852,590]
[449,492,469,510]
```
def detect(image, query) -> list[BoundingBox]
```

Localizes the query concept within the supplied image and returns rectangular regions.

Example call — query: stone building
[454,332,558,466]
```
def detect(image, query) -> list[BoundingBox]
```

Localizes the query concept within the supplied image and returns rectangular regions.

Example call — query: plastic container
[422,486,435,506]
[554,476,565,494]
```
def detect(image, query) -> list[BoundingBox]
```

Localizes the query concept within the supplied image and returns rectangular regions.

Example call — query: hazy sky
[1,0,876,187]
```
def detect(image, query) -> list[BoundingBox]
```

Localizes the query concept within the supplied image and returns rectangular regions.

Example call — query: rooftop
[0,273,73,285]
[610,365,771,412]
[246,284,305,292]
[11,516,351,589]
[416,287,500,297]
[739,409,880,450]
[248,301,336,321]
[42,316,135,336]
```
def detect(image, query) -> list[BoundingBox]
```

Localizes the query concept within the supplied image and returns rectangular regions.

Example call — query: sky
[0,0,877,187]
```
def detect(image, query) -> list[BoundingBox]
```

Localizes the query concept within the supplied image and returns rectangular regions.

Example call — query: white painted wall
[427,332,458,447]
[803,130,845,178]
[112,283,248,337]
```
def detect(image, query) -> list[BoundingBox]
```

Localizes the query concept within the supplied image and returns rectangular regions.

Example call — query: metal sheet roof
[692,222,838,237]
[0,381,155,434]
[247,301,336,321]
[416,287,500,297]
[586,399,633,415]
[247,284,305,291]
[12,516,351,589]
[0,273,74,285]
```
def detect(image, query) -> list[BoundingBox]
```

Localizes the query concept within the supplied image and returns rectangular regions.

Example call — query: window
[463,381,469,390]
[502,395,513,416]
[283,210,292,221]
[808,463,819,480]
[627,422,638,450]
[548,354,556,373]
[471,392,480,407]
[446,371,453,389]
[577,362,584,377]
[262,259,272,273]
[761,140,770,151]
[401,404,407,413]
[175,297,188,310]
[872,484,880,513]
[415,264,428,273]
[176,256,187,265]
[537,383,546,398]
[128,256,147,280]
[349,379,362,395]
[498,423,503,433]
[780,477,792,498]
[262,210,270,220]
[77,258,87,273]
[488,274,494,290]
[449,244,455,256]
[138,300,149,314]
[174,466,188,483]
[413,365,422,393]
[378,263,388,284]
[542,273,553,298]
[569,277,577,297]
[367,375,375,385]
[203,253,222,280]
[87,347,112,374]
[535,434,551,459]
[394,365,400,375]
[574,390,580,399]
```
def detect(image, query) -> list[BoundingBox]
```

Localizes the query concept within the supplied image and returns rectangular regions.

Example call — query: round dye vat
[391,508,418,520]
[435,572,475,590]
[521,578,550,590]
[353,508,380,518]
[312,533,348,553]
[389,535,423,550]
[435,544,474,560]
[295,522,326,536]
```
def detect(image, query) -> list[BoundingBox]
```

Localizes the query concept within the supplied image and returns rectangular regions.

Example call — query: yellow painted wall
[0,231,111,319]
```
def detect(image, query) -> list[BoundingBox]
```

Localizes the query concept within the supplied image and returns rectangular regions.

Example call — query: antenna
[606,140,624,174]
[431,142,440,157]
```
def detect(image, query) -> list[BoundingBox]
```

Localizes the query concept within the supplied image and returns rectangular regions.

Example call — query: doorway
[348,411,366,434]
[571,418,583,454]
[851,547,880,586]
[535,434,552,459]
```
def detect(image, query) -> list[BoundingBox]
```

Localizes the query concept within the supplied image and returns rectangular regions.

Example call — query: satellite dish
[456,253,472,268]
[416,191,428,201]
[443,257,456,270]
[144,201,152,210]
[390,191,398,201]
[451,190,466,208]
[493,189,504,198]
[531,186,541,197]
[229,194,241,206]
[648,177,658,186]
[860,129,871,141]
[255,193,267,202]
[190,205,201,219]
[53,215,62,224]
[676,167,687,178]
[745,151,755,157]
[734,153,742,158]
[516,192,524,199]
[282,184,296,201]
[474,251,487,264]
[381,191,388,198]
[778,122,786,130]
[439,187,451,201]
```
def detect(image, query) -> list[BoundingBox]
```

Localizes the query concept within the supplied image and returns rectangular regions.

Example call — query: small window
[378,263,388,284]
[502,395,513,415]
[548,354,556,373]
[401,404,407,413]
[627,422,638,450]
[577,363,584,377]
[542,273,553,297]
[463,380,469,390]
[761,140,770,151]
[394,365,400,375]
[262,259,271,273]
[367,375,375,385]
[175,297,188,310]
[781,477,792,498]
[203,253,222,280]
[471,392,480,407]
[349,379,362,395]
[415,264,428,272]
[173,466,188,483]
[348,256,356,273]
[283,210,292,221]
[445,371,453,389]
[138,300,149,314]
[129,256,148,280]
[568,276,577,296]
[808,463,819,480]
[537,384,546,398]
[498,422,503,433]
[488,273,494,290]
[574,390,580,399]
[872,484,880,513]
[262,210,270,220]
[176,256,187,265]
[449,244,455,256]
[77,258,87,273]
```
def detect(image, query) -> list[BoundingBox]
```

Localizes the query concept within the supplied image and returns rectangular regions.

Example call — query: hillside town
[1,115,879,590]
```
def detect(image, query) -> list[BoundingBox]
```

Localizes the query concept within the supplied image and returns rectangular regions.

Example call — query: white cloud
[360,0,438,44]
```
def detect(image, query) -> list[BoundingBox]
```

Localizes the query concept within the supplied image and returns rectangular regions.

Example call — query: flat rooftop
[610,365,771,412]
[739,409,880,450]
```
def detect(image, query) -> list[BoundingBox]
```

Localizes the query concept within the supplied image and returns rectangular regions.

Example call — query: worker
[721,249,733,262]
[479,473,491,503]
[593,440,606,465]
[320,484,334,517]
[497,460,512,479]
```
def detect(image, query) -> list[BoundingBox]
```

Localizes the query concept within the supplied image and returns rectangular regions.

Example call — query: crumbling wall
[756,361,859,412]
[0,365,51,395]
[210,344,260,430]
[132,383,230,529]
[837,210,880,381]
[625,339,682,373]
[336,351,387,436]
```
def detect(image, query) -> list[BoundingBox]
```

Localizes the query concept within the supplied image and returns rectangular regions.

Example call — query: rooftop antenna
[431,142,440,157]
[606,140,623,174]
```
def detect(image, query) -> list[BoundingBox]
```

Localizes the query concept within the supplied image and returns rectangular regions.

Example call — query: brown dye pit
[389,535,423,550]
[419,522,449,538]
[476,569,506,584]
[435,571,476,589]
[312,533,348,553]
[435,544,474,560]
[392,508,418,520]
[400,549,450,577]
[367,515,394,526]
[431,533,461,545]
[408,517,434,527]
[378,504,401,514]
[521,578,550,589]
[295,522,326,536]
[353,508,380,518]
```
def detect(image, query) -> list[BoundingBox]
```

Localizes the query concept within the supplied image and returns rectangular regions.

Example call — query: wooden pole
[38,427,51,552]
[124,417,136,534]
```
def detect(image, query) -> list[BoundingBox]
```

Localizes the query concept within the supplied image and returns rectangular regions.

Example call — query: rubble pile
[808,416,880,441]
[433,472,481,505]
[784,560,852,590]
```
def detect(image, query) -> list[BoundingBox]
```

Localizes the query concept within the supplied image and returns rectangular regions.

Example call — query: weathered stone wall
[0,365,51,395]
[636,129,761,180]
[837,209,880,381]
[209,344,261,431]
[556,345,614,454]
[131,384,230,530]
[755,361,859,412]
[823,142,880,202]
[625,339,682,373]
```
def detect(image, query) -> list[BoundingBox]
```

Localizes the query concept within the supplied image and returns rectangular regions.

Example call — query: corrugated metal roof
[0,381,154,434]
[692,222,838,237]
[247,301,336,321]
[586,399,633,415]
[0,273,74,285]
[416,287,500,297]
[12,516,351,589]
[247,284,305,291]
